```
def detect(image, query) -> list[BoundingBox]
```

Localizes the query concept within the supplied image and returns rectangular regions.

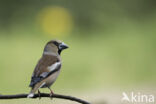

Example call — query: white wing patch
[48,62,61,72]
[40,72,49,78]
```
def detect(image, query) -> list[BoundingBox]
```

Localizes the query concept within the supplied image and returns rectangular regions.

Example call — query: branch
[0,93,90,104]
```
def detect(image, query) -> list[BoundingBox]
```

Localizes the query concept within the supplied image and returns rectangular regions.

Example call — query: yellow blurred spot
[37,6,73,37]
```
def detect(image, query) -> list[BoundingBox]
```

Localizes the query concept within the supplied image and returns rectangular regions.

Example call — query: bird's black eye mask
[53,41,62,55]
[53,41,59,47]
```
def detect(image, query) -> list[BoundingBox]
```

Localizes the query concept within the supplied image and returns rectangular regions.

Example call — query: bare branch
[0,93,90,104]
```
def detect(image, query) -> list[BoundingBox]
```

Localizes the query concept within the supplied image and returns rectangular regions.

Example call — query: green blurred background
[0,0,156,104]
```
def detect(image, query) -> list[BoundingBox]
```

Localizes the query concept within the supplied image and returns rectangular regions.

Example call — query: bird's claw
[50,93,53,100]
[38,90,41,100]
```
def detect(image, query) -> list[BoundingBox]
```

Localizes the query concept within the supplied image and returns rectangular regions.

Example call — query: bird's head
[44,40,69,55]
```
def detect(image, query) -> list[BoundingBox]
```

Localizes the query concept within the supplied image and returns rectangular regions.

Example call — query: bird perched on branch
[27,40,68,98]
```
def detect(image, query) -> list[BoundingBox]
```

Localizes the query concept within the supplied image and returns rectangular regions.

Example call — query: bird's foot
[48,87,54,99]
[38,90,41,100]
[49,90,54,100]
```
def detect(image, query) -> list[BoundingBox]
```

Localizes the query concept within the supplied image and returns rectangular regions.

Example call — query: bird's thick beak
[59,42,69,50]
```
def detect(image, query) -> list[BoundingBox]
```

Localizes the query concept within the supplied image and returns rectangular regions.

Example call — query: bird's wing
[29,55,61,88]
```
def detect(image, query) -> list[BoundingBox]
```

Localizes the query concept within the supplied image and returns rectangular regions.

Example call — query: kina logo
[121,92,154,103]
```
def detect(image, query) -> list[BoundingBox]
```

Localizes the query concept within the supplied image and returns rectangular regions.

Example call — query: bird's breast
[44,70,60,87]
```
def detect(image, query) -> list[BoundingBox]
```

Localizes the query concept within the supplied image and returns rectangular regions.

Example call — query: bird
[27,40,68,98]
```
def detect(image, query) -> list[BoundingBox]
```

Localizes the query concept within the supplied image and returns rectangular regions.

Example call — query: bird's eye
[53,41,59,46]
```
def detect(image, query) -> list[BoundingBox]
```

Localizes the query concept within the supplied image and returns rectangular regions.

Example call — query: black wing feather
[29,64,61,88]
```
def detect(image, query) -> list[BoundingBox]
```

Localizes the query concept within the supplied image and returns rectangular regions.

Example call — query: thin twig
[0,93,90,104]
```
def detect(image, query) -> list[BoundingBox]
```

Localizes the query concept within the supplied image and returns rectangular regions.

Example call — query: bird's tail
[27,82,43,98]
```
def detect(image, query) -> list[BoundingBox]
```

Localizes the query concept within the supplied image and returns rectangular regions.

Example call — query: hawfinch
[27,40,68,98]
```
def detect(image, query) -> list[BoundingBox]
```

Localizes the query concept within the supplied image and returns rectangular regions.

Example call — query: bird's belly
[43,71,60,88]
